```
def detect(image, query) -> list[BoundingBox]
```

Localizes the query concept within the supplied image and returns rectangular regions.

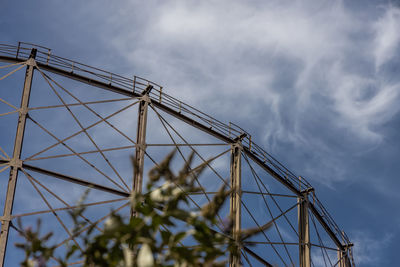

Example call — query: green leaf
[172,231,187,244]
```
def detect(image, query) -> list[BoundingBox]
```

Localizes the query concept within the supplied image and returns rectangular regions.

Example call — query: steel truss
[0,42,354,266]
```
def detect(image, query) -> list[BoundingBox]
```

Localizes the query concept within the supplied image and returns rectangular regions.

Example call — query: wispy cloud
[351,230,393,265]
[104,0,400,186]
[373,5,400,70]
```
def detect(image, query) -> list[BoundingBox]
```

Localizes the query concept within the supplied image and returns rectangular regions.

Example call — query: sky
[1,0,400,266]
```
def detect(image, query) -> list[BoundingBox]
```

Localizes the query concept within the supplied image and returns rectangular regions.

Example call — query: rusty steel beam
[131,86,152,218]
[22,163,129,198]
[0,55,135,98]
[308,203,344,251]
[133,86,152,195]
[338,240,352,267]
[0,49,36,267]
[298,191,311,267]
[243,247,273,267]
[229,142,242,267]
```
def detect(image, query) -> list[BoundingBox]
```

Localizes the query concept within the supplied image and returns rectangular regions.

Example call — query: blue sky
[1,0,400,266]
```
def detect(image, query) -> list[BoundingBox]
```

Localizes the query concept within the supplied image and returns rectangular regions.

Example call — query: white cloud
[373,6,400,69]
[327,62,400,143]
[350,231,393,265]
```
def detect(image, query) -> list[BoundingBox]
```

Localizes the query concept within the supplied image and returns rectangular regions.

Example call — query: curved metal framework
[0,42,354,266]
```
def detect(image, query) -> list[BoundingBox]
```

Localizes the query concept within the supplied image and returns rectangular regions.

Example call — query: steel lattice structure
[0,42,354,266]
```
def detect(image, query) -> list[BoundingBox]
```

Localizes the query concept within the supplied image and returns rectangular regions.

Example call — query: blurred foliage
[15,151,271,266]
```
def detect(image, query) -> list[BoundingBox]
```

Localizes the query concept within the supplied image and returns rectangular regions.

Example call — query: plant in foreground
[15,151,271,266]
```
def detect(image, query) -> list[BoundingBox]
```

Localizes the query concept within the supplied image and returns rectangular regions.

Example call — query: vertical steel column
[298,190,311,267]
[0,49,36,267]
[337,244,351,267]
[133,85,152,196]
[338,249,345,267]
[229,142,242,267]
